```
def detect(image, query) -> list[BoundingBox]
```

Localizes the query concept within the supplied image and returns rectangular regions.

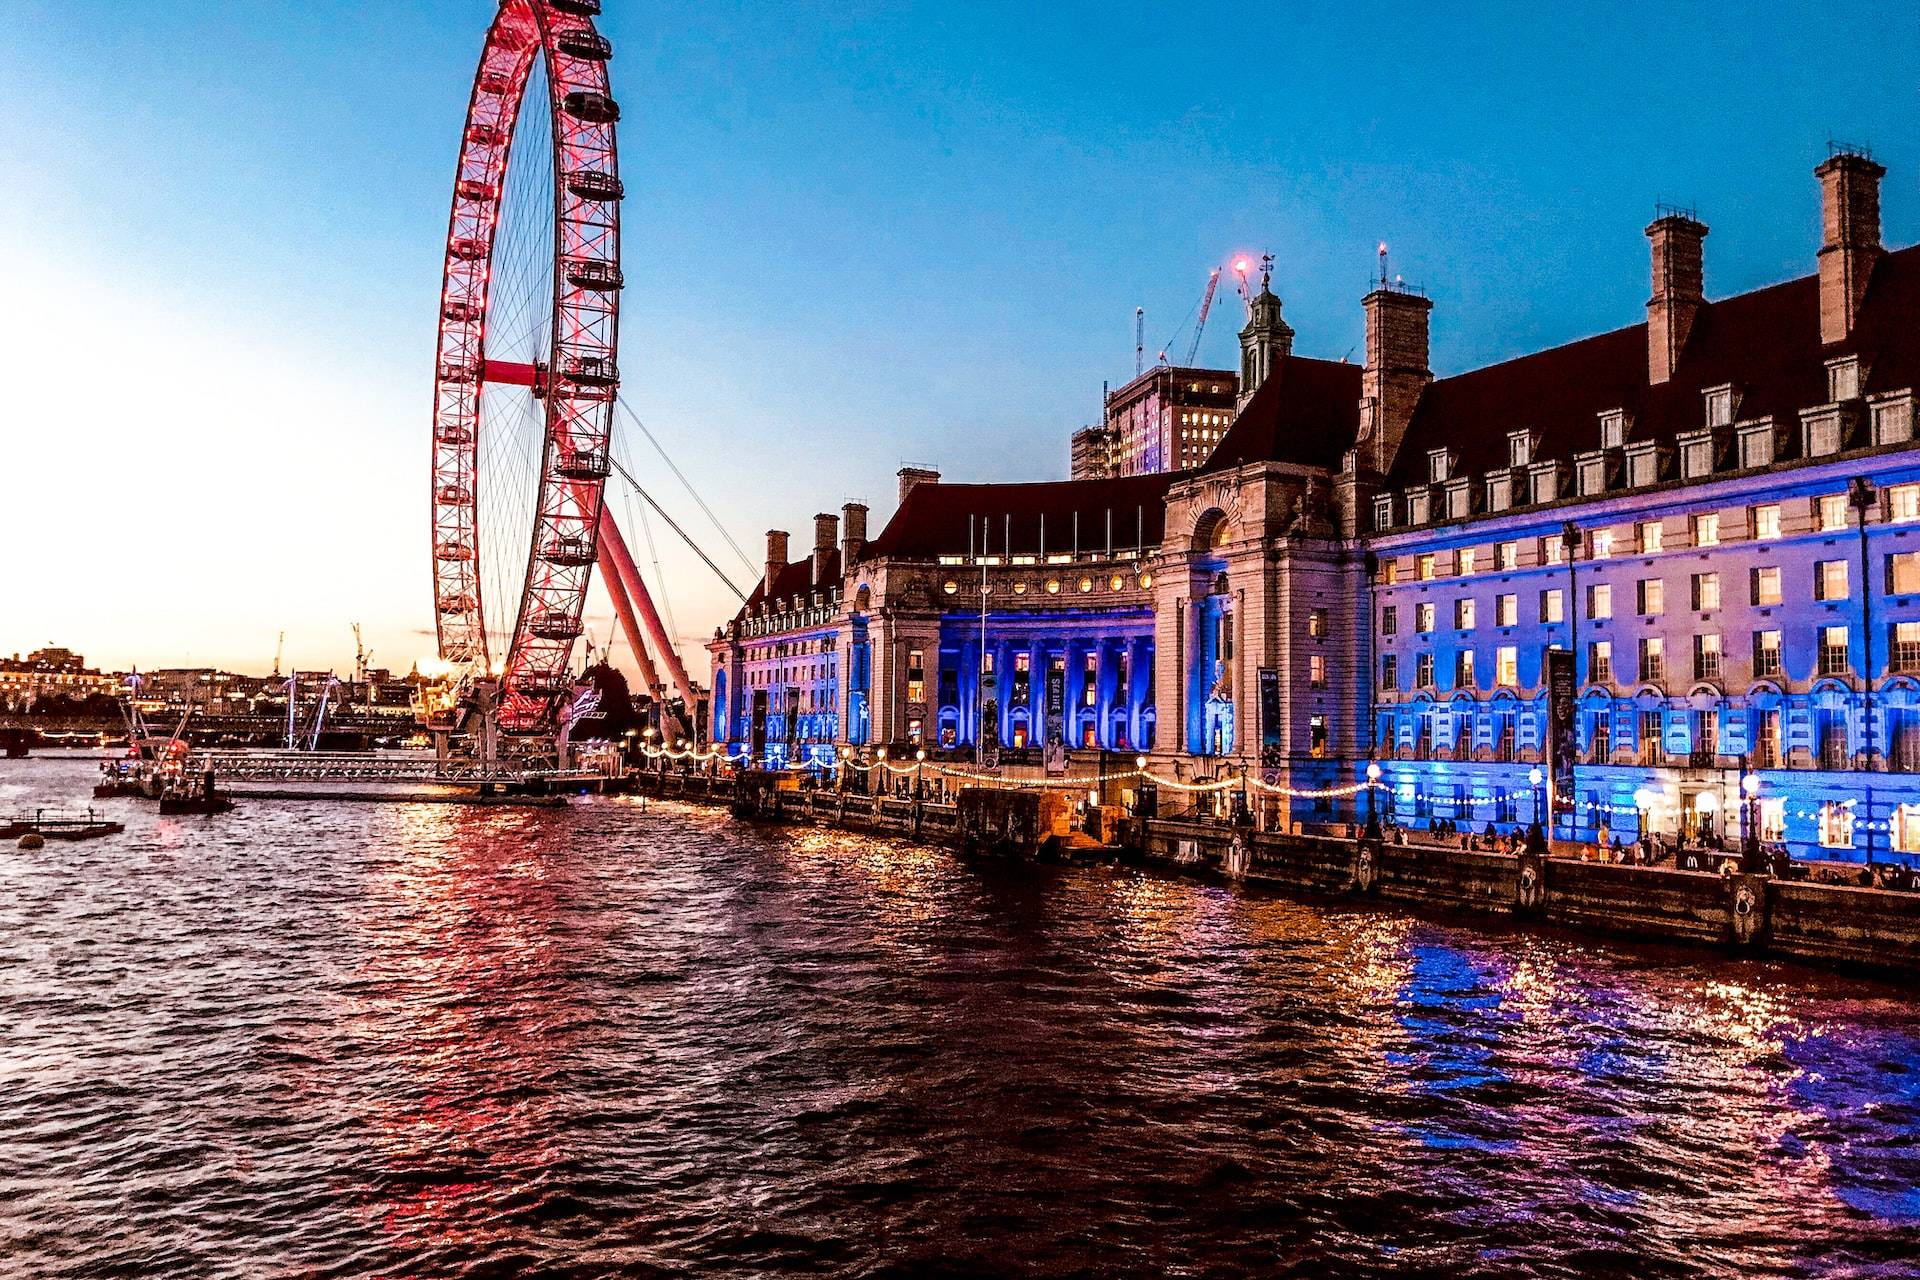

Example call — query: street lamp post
[1526,765,1548,852]
[1365,761,1383,840]
[1851,475,1878,862]
[1741,766,1763,874]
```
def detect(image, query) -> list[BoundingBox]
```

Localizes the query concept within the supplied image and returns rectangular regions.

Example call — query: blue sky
[2,0,1915,676]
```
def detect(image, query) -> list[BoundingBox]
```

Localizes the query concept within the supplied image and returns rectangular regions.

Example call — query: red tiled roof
[1201,353,1363,473]
[862,472,1181,561]
[1383,242,1920,489]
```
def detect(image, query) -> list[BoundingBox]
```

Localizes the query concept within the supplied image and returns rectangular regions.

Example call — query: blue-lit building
[711,149,1920,863]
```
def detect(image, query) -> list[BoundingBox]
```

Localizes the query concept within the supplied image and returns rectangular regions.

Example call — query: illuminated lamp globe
[1633,787,1658,811]
[1695,791,1719,813]
[1741,773,1761,796]
[1366,762,1382,782]
[1136,755,1150,771]
[1528,766,1543,787]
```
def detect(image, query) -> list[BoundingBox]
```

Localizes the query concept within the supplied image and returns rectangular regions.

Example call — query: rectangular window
[1639,710,1663,761]
[1753,504,1781,540]
[906,649,925,703]
[1496,646,1517,687]
[1638,520,1663,554]
[1309,714,1329,759]
[1540,588,1565,624]
[1739,426,1774,469]
[1756,710,1782,768]
[1588,583,1613,619]
[1639,636,1664,684]
[1818,494,1849,532]
[1752,566,1782,606]
[1508,430,1533,466]
[1692,572,1721,611]
[1381,604,1399,636]
[1754,629,1783,678]
[1820,625,1851,676]
[1681,435,1715,479]
[1309,654,1326,688]
[1417,554,1436,581]
[1458,547,1477,576]
[1592,529,1614,559]
[1894,485,1920,524]
[1455,649,1475,688]
[1638,578,1664,616]
[1416,602,1435,634]
[1893,621,1920,674]
[1589,640,1613,684]
[1416,652,1434,688]
[1308,607,1328,639]
[1496,541,1518,571]
[1816,559,1849,601]
[1455,598,1476,630]
[1380,653,1399,690]
[1694,512,1720,547]
[1892,553,1920,597]
[1819,802,1856,849]
[1693,632,1722,680]
[1542,535,1565,566]
[1496,594,1517,627]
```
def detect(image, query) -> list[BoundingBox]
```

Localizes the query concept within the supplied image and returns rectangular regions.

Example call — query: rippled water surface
[4,754,1920,1278]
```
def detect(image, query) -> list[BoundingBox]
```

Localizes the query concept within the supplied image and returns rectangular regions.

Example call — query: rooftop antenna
[1134,307,1144,376]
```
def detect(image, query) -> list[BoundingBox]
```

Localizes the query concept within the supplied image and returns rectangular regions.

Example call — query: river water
[2,753,1918,1278]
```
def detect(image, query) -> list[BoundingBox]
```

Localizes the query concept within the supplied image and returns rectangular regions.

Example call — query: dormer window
[1507,430,1534,467]
[1528,461,1561,506]
[1599,409,1629,449]
[1827,356,1862,403]
[1703,384,1738,428]
[1576,451,1609,497]
[1406,489,1431,524]
[1871,392,1915,446]
[1802,405,1843,458]
[1486,473,1513,513]
[1444,478,1472,520]
[1427,448,1454,483]
[1625,442,1661,488]
[1737,420,1775,469]
[1372,494,1395,530]
[1678,429,1716,480]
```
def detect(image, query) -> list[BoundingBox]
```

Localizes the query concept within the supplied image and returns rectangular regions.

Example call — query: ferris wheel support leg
[598,508,701,734]
[596,539,668,709]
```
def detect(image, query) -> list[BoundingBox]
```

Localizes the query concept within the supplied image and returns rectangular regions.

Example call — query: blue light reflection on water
[3,753,1920,1278]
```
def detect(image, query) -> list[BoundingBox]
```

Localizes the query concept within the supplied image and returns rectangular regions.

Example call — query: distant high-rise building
[1069,425,1118,480]
[1102,365,1238,476]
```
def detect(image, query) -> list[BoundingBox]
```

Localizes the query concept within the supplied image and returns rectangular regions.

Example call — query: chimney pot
[1646,212,1707,384]
[841,501,869,563]
[1358,285,1433,474]
[763,529,789,597]
[1816,150,1886,347]
[897,466,940,506]
[811,513,838,585]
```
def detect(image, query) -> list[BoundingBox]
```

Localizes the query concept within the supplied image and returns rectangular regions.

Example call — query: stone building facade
[709,149,1920,863]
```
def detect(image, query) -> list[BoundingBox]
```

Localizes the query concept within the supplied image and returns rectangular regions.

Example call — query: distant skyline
[2,0,1916,679]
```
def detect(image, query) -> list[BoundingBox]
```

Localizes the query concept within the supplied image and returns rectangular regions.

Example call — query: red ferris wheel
[429,0,692,735]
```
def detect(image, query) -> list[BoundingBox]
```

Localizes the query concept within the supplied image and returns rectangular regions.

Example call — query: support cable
[605,452,749,602]
[613,398,759,578]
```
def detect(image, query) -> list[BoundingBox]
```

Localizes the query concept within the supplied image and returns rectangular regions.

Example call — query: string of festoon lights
[633,742,1389,801]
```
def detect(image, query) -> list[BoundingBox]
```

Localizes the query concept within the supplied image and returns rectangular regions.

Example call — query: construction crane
[271,631,284,679]
[351,623,368,684]
[1182,268,1222,366]
[1133,307,1144,376]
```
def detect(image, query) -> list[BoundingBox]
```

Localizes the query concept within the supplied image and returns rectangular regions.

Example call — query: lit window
[1455,598,1476,630]
[1417,554,1436,581]
[1692,572,1721,611]
[1416,603,1435,634]
[1381,653,1399,690]
[1308,608,1327,639]
[1496,541,1517,571]
[1588,584,1612,619]
[1693,633,1722,679]
[1893,621,1920,672]
[1592,529,1614,559]
[1458,547,1477,576]
[1694,512,1720,547]
[1752,566,1782,606]
[1820,625,1851,676]
[1894,804,1920,854]
[1455,649,1476,688]
[1542,536,1564,566]
[1638,521,1663,554]
[1753,505,1781,540]
[1892,485,1920,523]
[1589,640,1613,683]
[1818,494,1848,532]
[1638,578,1664,615]
[1309,654,1326,687]
[1819,802,1855,849]
[1416,653,1434,687]
[1639,636,1664,683]
[1540,589,1565,623]
[1754,629,1783,677]
[1890,552,1920,596]
[1815,560,1849,602]
[1496,594,1517,627]
[1495,646,1518,687]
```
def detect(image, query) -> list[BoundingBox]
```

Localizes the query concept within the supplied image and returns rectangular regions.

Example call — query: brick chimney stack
[1816,149,1885,347]
[763,529,789,598]
[1645,212,1707,384]
[897,466,940,506]
[1359,285,1433,473]
[811,513,838,585]
[841,501,869,565]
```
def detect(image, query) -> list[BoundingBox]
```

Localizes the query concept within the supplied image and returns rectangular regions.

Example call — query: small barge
[3,809,125,842]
